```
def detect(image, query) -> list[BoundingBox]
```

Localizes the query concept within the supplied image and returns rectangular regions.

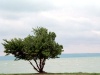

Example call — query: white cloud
[92,30,100,36]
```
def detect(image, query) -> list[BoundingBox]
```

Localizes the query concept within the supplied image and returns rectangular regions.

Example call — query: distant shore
[1,53,100,60]
[0,73,100,75]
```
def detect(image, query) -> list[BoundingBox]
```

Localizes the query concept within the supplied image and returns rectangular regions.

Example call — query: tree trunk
[28,59,46,73]
[39,69,47,73]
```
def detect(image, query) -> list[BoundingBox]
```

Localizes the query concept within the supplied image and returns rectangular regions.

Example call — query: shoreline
[0,73,100,75]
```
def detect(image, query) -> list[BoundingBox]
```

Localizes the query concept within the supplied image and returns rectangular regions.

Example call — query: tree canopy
[2,27,63,73]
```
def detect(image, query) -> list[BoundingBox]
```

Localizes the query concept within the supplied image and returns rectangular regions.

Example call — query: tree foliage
[2,27,63,73]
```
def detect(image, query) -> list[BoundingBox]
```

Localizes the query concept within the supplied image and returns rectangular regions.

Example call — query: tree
[2,27,63,73]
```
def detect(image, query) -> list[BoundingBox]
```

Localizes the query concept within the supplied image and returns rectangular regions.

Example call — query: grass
[0,73,100,75]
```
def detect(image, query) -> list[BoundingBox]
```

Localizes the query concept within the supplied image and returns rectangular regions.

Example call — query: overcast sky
[0,0,100,56]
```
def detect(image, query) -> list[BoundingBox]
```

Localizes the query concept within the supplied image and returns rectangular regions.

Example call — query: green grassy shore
[0,73,100,75]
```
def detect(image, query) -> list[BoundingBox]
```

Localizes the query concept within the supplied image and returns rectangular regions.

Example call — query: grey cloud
[1,14,20,20]
[0,11,33,20]
[0,26,31,37]
[0,0,56,12]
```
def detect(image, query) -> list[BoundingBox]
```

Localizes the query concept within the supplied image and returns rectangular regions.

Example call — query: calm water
[0,57,100,74]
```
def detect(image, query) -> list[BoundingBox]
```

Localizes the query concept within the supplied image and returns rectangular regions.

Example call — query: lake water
[0,57,100,74]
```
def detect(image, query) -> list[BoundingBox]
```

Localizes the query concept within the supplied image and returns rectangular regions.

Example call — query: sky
[0,0,100,56]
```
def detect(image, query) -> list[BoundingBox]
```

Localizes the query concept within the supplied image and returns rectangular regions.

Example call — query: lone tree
[2,27,63,73]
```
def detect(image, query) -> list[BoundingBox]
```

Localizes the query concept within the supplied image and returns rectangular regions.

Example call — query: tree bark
[41,58,46,70]
[28,59,46,73]
[38,58,46,73]
[28,60,39,72]
[33,59,40,70]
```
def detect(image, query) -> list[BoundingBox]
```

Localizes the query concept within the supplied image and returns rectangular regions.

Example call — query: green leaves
[2,27,63,60]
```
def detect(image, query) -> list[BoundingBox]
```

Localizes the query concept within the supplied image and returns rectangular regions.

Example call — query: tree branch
[28,60,39,72]
[41,58,46,70]
[39,59,42,69]
[33,59,40,70]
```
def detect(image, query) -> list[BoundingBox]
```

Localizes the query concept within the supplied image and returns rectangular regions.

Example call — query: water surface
[0,57,100,74]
